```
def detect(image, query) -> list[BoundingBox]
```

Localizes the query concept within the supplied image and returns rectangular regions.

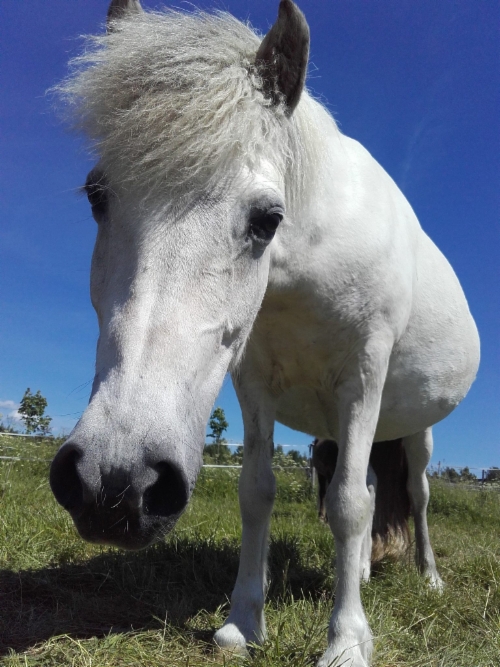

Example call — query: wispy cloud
[0,400,19,411]
[0,400,22,424]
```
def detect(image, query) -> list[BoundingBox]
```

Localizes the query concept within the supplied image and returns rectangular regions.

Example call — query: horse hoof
[427,574,444,592]
[317,649,369,667]
[317,633,372,667]
[213,624,249,656]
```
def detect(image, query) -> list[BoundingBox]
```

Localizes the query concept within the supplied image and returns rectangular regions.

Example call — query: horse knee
[239,468,276,522]
[326,482,371,540]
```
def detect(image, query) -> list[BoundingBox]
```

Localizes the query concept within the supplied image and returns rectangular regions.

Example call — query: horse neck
[289,94,347,214]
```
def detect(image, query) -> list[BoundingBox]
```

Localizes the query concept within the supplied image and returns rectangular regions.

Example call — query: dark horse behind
[312,438,411,563]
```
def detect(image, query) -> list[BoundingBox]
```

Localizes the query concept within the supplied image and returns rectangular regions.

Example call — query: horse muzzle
[50,443,190,550]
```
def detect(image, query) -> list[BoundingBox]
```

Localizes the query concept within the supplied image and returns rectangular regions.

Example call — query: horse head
[50,0,310,549]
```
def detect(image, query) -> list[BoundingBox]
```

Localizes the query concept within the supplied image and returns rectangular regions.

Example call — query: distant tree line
[1,397,497,482]
[429,465,500,484]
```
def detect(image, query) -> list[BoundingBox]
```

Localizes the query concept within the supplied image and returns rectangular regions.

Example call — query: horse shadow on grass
[0,535,331,655]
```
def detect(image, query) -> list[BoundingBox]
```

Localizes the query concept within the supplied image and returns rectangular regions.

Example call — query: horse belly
[274,242,479,441]
[376,259,480,439]
[275,302,479,440]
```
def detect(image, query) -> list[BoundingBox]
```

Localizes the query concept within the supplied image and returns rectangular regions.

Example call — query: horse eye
[249,210,283,244]
[84,169,108,221]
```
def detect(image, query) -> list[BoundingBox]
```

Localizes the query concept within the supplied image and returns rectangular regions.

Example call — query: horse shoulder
[278,131,419,336]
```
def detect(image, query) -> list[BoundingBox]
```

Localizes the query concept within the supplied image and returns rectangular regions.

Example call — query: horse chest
[251,290,361,392]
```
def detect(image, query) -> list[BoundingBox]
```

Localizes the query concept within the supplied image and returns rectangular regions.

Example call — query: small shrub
[275,470,312,503]
[195,467,239,500]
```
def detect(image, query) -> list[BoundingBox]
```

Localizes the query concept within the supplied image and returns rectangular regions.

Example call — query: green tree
[206,407,228,464]
[18,388,52,435]
[443,466,459,483]
[459,466,477,482]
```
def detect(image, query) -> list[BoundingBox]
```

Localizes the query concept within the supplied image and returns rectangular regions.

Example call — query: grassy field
[0,434,499,666]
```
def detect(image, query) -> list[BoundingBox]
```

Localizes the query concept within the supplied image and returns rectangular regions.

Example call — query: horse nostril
[50,445,84,514]
[143,462,188,517]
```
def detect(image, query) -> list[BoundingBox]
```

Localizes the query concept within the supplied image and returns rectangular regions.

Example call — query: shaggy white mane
[57,8,328,204]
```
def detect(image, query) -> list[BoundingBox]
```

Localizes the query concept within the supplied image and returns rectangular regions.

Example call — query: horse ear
[107,0,143,31]
[255,0,310,116]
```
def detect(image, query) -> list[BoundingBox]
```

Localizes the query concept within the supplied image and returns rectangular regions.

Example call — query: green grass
[0,434,499,666]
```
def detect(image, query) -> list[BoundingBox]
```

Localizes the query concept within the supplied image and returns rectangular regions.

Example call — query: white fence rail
[0,432,497,481]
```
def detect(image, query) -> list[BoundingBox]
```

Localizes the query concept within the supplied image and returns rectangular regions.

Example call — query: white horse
[50,1,480,665]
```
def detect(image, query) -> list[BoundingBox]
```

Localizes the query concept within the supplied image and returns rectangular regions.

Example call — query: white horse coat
[50,2,479,666]
[256,120,477,440]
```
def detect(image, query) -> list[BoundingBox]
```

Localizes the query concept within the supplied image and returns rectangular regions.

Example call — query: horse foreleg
[403,428,443,590]
[319,340,391,667]
[213,380,276,654]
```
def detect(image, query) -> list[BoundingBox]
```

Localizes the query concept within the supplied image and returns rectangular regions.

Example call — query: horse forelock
[55,8,326,207]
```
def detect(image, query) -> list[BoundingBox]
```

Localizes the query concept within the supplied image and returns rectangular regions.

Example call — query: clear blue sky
[1,1,498,469]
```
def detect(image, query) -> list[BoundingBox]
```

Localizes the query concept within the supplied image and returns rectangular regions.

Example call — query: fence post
[309,441,317,491]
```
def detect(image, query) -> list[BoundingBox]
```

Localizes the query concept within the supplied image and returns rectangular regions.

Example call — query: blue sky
[1,0,498,469]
